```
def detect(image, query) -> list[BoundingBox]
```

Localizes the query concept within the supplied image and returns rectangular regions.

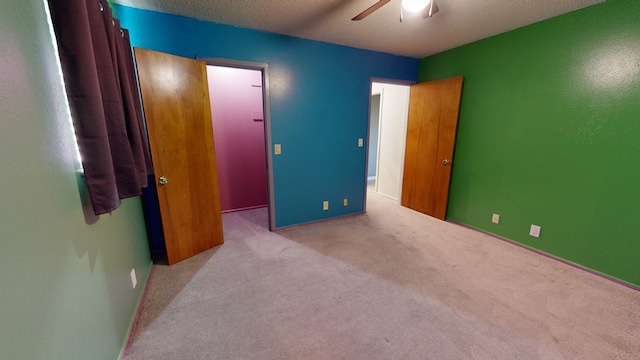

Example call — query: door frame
[364,78,414,212]
[200,58,275,231]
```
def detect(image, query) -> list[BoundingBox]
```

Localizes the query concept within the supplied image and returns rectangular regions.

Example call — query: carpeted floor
[124,190,640,359]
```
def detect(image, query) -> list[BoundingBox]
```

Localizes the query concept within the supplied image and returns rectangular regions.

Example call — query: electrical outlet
[492,213,500,224]
[323,201,329,211]
[130,269,137,289]
[343,198,348,206]
[529,225,541,238]
[274,144,282,155]
[358,138,364,147]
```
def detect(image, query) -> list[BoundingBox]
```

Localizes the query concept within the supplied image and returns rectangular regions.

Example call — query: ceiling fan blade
[423,0,440,18]
[352,0,391,21]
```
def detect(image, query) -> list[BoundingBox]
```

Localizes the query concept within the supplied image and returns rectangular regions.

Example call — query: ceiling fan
[351,0,439,21]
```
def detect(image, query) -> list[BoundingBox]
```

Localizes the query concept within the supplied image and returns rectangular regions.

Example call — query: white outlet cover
[343,198,348,206]
[358,138,364,147]
[530,225,541,238]
[492,214,500,224]
[274,144,282,155]
[323,201,329,210]
[130,269,137,289]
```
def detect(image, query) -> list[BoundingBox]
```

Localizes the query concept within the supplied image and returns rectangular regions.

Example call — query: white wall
[370,82,410,201]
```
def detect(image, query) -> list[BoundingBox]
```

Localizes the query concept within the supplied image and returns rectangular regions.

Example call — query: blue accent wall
[116,6,418,228]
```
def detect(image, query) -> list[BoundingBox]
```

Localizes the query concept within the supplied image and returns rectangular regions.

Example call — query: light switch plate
[358,138,364,147]
[492,214,500,224]
[323,201,329,211]
[274,144,281,155]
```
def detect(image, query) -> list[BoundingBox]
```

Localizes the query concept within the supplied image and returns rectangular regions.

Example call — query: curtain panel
[48,0,152,215]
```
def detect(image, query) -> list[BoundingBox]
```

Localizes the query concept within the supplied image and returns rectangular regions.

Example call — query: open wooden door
[401,76,464,220]
[134,48,223,265]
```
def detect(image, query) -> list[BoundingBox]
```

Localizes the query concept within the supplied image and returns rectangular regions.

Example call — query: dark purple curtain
[48,0,152,215]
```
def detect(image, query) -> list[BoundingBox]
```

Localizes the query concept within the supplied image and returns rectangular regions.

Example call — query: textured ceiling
[113,0,605,58]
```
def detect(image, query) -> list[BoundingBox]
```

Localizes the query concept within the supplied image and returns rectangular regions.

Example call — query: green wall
[420,0,640,287]
[0,1,152,359]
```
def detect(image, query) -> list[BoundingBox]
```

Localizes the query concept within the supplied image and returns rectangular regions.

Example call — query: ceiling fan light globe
[402,0,430,13]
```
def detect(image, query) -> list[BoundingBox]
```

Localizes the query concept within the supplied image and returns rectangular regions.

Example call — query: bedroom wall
[0,1,152,359]
[419,0,640,287]
[115,5,419,228]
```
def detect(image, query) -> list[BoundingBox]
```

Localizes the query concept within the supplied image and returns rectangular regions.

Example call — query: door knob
[159,176,168,185]
[443,159,451,165]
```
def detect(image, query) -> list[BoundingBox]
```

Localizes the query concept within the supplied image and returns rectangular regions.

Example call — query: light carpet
[124,190,640,359]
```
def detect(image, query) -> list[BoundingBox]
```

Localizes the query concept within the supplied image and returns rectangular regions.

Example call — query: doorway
[366,77,464,221]
[204,59,275,231]
[367,81,411,201]
[207,66,267,213]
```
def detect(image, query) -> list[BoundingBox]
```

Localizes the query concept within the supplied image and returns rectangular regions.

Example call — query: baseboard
[221,204,268,214]
[373,191,399,202]
[274,211,366,231]
[448,219,640,292]
[118,261,154,360]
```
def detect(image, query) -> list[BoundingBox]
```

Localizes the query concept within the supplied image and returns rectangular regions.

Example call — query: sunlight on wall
[42,0,83,171]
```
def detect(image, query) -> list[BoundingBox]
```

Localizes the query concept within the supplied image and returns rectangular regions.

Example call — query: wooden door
[401,76,464,220]
[134,48,223,265]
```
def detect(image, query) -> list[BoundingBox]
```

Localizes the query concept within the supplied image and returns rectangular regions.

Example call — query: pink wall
[207,66,267,212]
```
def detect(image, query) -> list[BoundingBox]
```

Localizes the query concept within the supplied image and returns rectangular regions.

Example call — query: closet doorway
[205,60,275,230]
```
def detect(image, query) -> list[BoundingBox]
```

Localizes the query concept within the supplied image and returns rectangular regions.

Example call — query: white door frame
[365,78,414,210]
